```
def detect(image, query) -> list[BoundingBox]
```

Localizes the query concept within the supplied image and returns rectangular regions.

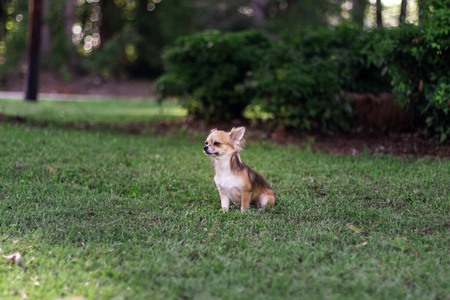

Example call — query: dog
[203,127,276,212]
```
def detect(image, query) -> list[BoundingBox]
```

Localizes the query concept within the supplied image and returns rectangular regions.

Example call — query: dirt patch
[305,132,449,157]
[349,93,416,133]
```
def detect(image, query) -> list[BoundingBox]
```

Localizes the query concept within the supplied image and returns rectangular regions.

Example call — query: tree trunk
[24,0,43,101]
[99,0,110,46]
[63,0,75,70]
[65,0,74,49]
[41,0,51,56]
[399,0,407,23]
[376,0,383,28]
[251,0,267,29]
[352,0,367,27]
[417,0,427,24]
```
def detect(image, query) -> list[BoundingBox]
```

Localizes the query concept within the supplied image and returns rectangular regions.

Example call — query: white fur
[259,195,270,207]
[213,154,244,208]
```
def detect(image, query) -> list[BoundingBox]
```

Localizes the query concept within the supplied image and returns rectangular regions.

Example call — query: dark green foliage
[126,0,198,77]
[370,1,450,142]
[158,26,391,131]
[0,22,27,84]
[246,25,392,132]
[45,1,72,70]
[158,18,449,141]
[288,24,392,93]
[83,25,141,79]
[0,0,28,85]
[246,41,354,131]
[265,0,342,32]
[158,30,273,120]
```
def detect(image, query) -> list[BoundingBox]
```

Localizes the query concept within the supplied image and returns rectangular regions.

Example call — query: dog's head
[203,127,245,158]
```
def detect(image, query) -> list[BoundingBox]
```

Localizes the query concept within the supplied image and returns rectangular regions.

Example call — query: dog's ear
[230,127,245,143]
[210,128,217,133]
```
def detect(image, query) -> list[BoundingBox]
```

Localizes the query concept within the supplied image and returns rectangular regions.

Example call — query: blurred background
[0,0,448,143]
[0,0,418,86]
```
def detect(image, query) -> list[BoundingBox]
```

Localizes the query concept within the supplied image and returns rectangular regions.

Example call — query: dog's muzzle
[203,146,217,156]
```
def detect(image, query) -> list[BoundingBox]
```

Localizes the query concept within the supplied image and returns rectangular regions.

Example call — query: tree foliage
[370,0,450,141]
[159,11,449,141]
[157,30,273,120]
[158,25,391,129]
[0,0,353,82]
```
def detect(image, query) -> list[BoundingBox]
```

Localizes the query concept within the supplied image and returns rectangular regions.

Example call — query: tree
[24,0,43,101]
[64,0,74,68]
[251,0,268,29]
[65,0,74,49]
[417,0,427,24]
[376,0,383,27]
[41,0,51,56]
[399,0,407,23]
[352,0,367,27]
[99,0,125,48]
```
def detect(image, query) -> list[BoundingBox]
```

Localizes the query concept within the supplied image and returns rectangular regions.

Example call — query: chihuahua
[203,127,276,212]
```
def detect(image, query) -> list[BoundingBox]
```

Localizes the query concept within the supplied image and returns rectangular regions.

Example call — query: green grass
[0,98,186,123]
[1,118,449,299]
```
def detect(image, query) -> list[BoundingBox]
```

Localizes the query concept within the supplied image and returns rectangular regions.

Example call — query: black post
[24,0,42,101]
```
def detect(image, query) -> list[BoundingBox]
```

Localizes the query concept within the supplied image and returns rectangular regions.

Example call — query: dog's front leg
[240,191,251,212]
[218,191,230,211]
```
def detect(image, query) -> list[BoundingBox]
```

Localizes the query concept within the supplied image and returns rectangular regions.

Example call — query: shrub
[158,29,356,130]
[245,41,354,132]
[371,1,450,142]
[157,30,273,120]
[288,24,392,94]
[158,23,446,139]
[247,24,392,132]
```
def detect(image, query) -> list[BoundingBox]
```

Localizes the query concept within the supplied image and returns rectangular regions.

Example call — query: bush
[371,1,450,142]
[245,41,354,132]
[157,29,356,130]
[157,30,273,120]
[158,21,449,141]
[288,24,392,94]
[245,24,392,132]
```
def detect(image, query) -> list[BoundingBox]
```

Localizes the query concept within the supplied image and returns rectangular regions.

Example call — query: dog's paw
[220,207,229,213]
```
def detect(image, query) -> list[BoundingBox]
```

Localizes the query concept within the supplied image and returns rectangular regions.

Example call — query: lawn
[0,100,449,299]
[0,98,186,123]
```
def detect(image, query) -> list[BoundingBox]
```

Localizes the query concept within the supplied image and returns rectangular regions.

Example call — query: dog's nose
[203,146,208,151]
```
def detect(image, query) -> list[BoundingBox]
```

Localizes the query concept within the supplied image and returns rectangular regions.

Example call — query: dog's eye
[213,141,221,146]
[205,142,208,145]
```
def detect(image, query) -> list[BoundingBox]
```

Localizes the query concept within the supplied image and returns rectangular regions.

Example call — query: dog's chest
[214,171,244,203]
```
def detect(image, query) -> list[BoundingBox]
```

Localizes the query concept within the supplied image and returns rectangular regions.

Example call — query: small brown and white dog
[203,127,276,212]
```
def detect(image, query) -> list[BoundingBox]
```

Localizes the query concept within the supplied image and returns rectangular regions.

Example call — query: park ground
[0,80,449,299]
[1,120,449,300]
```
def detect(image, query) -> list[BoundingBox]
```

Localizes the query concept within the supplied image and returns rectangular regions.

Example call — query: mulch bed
[3,114,448,158]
